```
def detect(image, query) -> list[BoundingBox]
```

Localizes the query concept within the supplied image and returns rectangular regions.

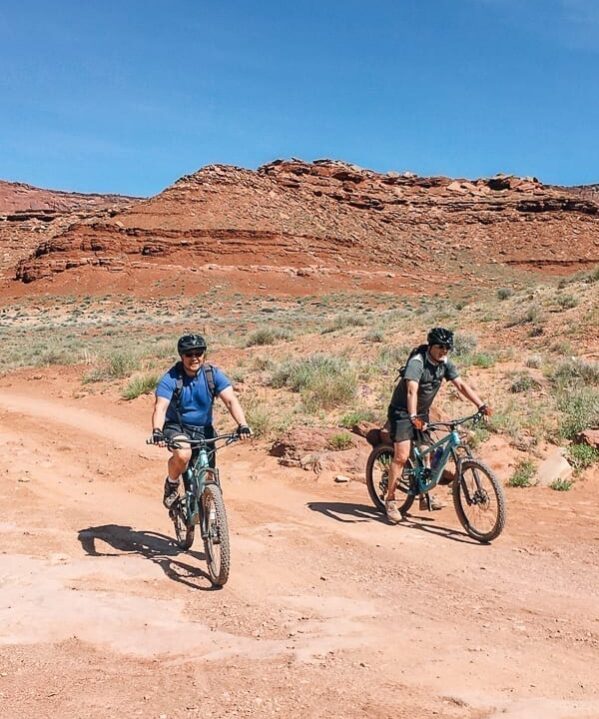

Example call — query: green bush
[453,332,477,357]
[107,350,140,379]
[557,388,599,440]
[270,354,357,411]
[508,459,537,487]
[556,294,579,310]
[328,432,354,451]
[567,443,599,473]
[550,478,573,491]
[552,359,599,387]
[321,314,367,334]
[340,408,376,428]
[245,327,292,347]
[121,373,160,400]
[525,355,542,369]
[497,287,514,300]
[510,372,541,393]
[472,353,495,369]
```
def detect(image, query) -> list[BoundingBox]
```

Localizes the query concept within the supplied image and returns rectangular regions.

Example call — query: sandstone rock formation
[0,180,140,277]
[7,160,599,284]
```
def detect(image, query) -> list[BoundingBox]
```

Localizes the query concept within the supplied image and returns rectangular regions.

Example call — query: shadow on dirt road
[77,524,218,590]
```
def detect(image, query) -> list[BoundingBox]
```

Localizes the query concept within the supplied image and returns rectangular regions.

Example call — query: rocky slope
[8,160,599,284]
[0,180,140,277]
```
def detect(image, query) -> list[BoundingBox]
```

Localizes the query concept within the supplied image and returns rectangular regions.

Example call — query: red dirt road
[1,376,598,719]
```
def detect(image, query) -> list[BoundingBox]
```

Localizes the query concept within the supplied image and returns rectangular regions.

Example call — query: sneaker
[385,499,402,524]
[419,493,445,511]
[163,478,180,509]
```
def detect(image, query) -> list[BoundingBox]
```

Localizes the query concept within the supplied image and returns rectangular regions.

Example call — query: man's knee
[392,442,411,465]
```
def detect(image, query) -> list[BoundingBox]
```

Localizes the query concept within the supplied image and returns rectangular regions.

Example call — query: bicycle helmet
[177,334,207,355]
[427,327,454,349]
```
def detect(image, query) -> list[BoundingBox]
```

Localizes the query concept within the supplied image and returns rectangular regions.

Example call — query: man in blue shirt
[150,334,251,508]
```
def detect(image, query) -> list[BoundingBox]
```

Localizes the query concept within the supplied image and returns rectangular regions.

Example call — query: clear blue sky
[1,0,597,195]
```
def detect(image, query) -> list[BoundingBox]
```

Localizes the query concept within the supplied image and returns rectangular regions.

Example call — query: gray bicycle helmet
[177,334,207,355]
[427,327,454,349]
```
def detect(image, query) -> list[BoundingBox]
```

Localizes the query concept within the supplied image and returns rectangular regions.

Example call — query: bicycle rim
[453,459,506,542]
[202,484,231,587]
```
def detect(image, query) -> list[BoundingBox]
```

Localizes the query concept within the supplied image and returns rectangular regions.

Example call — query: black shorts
[387,407,429,444]
[163,422,216,468]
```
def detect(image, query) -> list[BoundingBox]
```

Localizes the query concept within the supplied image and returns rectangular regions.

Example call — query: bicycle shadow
[307,502,484,545]
[77,524,218,590]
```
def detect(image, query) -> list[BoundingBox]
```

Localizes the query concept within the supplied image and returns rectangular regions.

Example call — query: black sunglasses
[433,344,452,351]
[183,351,204,358]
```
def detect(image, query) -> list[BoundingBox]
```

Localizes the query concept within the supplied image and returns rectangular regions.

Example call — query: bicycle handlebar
[146,432,240,450]
[425,409,485,432]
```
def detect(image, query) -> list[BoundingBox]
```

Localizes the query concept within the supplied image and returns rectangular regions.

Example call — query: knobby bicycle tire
[202,483,231,587]
[453,459,506,543]
[365,445,415,516]
[171,500,195,550]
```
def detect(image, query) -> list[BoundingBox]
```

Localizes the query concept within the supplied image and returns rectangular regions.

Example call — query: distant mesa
[1,159,598,286]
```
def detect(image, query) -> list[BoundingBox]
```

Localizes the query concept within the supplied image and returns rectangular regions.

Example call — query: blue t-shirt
[156,363,231,427]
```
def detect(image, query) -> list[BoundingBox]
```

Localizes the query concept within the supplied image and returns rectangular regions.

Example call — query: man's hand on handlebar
[150,428,166,447]
[410,416,427,431]
[236,424,252,441]
[478,404,493,418]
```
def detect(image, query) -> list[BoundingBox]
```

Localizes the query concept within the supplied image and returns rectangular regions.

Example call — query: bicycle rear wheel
[170,499,195,550]
[202,483,231,587]
[453,459,506,542]
[365,445,415,516]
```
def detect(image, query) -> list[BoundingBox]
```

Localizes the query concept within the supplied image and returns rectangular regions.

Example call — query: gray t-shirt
[390,351,459,415]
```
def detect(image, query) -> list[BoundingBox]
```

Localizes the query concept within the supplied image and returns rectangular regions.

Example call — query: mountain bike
[365,410,506,542]
[149,432,239,587]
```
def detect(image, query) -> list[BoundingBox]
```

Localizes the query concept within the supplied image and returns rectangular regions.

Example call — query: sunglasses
[183,351,204,358]
[433,344,452,351]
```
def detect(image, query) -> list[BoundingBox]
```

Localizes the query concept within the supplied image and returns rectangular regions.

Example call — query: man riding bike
[150,334,251,509]
[385,327,492,524]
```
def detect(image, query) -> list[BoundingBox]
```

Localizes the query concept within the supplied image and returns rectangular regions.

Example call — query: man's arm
[218,386,251,437]
[451,377,486,410]
[152,396,170,432]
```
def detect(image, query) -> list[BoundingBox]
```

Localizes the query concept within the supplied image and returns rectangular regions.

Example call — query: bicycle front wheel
[453,459,506,542]
[365,445,415,516]
[202,483,231,587]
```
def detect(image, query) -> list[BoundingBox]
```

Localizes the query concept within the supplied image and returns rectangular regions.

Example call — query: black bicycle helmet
[427,327,454,349]
[177,334,207,355]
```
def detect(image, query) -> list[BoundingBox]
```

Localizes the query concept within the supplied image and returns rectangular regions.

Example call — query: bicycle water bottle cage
[450,430,461,448]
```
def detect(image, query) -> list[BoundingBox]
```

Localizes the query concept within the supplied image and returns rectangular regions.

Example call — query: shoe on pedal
[163,478,180,509]
[385,499,402,524]
[419,493,445,511]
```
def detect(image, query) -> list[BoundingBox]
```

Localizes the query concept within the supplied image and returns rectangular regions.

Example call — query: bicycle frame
[182,446,218,532]
[406,412,480,495]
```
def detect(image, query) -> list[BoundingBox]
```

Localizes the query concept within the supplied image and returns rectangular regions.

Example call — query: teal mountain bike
[157,432,238,587]
[366,410,506,542]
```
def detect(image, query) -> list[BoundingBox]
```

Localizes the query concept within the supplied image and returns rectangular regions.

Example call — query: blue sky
[1,0,597,195]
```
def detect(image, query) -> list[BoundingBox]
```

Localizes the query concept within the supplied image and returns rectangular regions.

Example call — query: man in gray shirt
[385,327,492,524]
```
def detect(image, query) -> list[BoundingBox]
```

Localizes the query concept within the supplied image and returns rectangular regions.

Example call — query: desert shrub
[508,303,543,327]
[106,350,140,379]
[121,373,160,400]
[508,459,537,487]
[453,332,477,357]
[340,408,376,428]
[497,287,514,300]
[510,372,541,393]
[364,328,385,343]
[472,353,495,369]
[557,388,599,440]
[245,327,292,347]
[466,425,491,449]
[321,313,367,334]
[550,478,574,491]
[328,432,354,451]
[270,354,357,411]
[556,294,579,310]
[525,355,542,369]
[567,443,599,472]
[551,358,599,387]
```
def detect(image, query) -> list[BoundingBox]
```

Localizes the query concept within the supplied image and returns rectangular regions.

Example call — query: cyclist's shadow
[77,524,217,590]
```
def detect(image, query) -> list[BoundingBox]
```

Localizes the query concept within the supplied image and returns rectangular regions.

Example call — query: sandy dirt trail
[0,381,598,719]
